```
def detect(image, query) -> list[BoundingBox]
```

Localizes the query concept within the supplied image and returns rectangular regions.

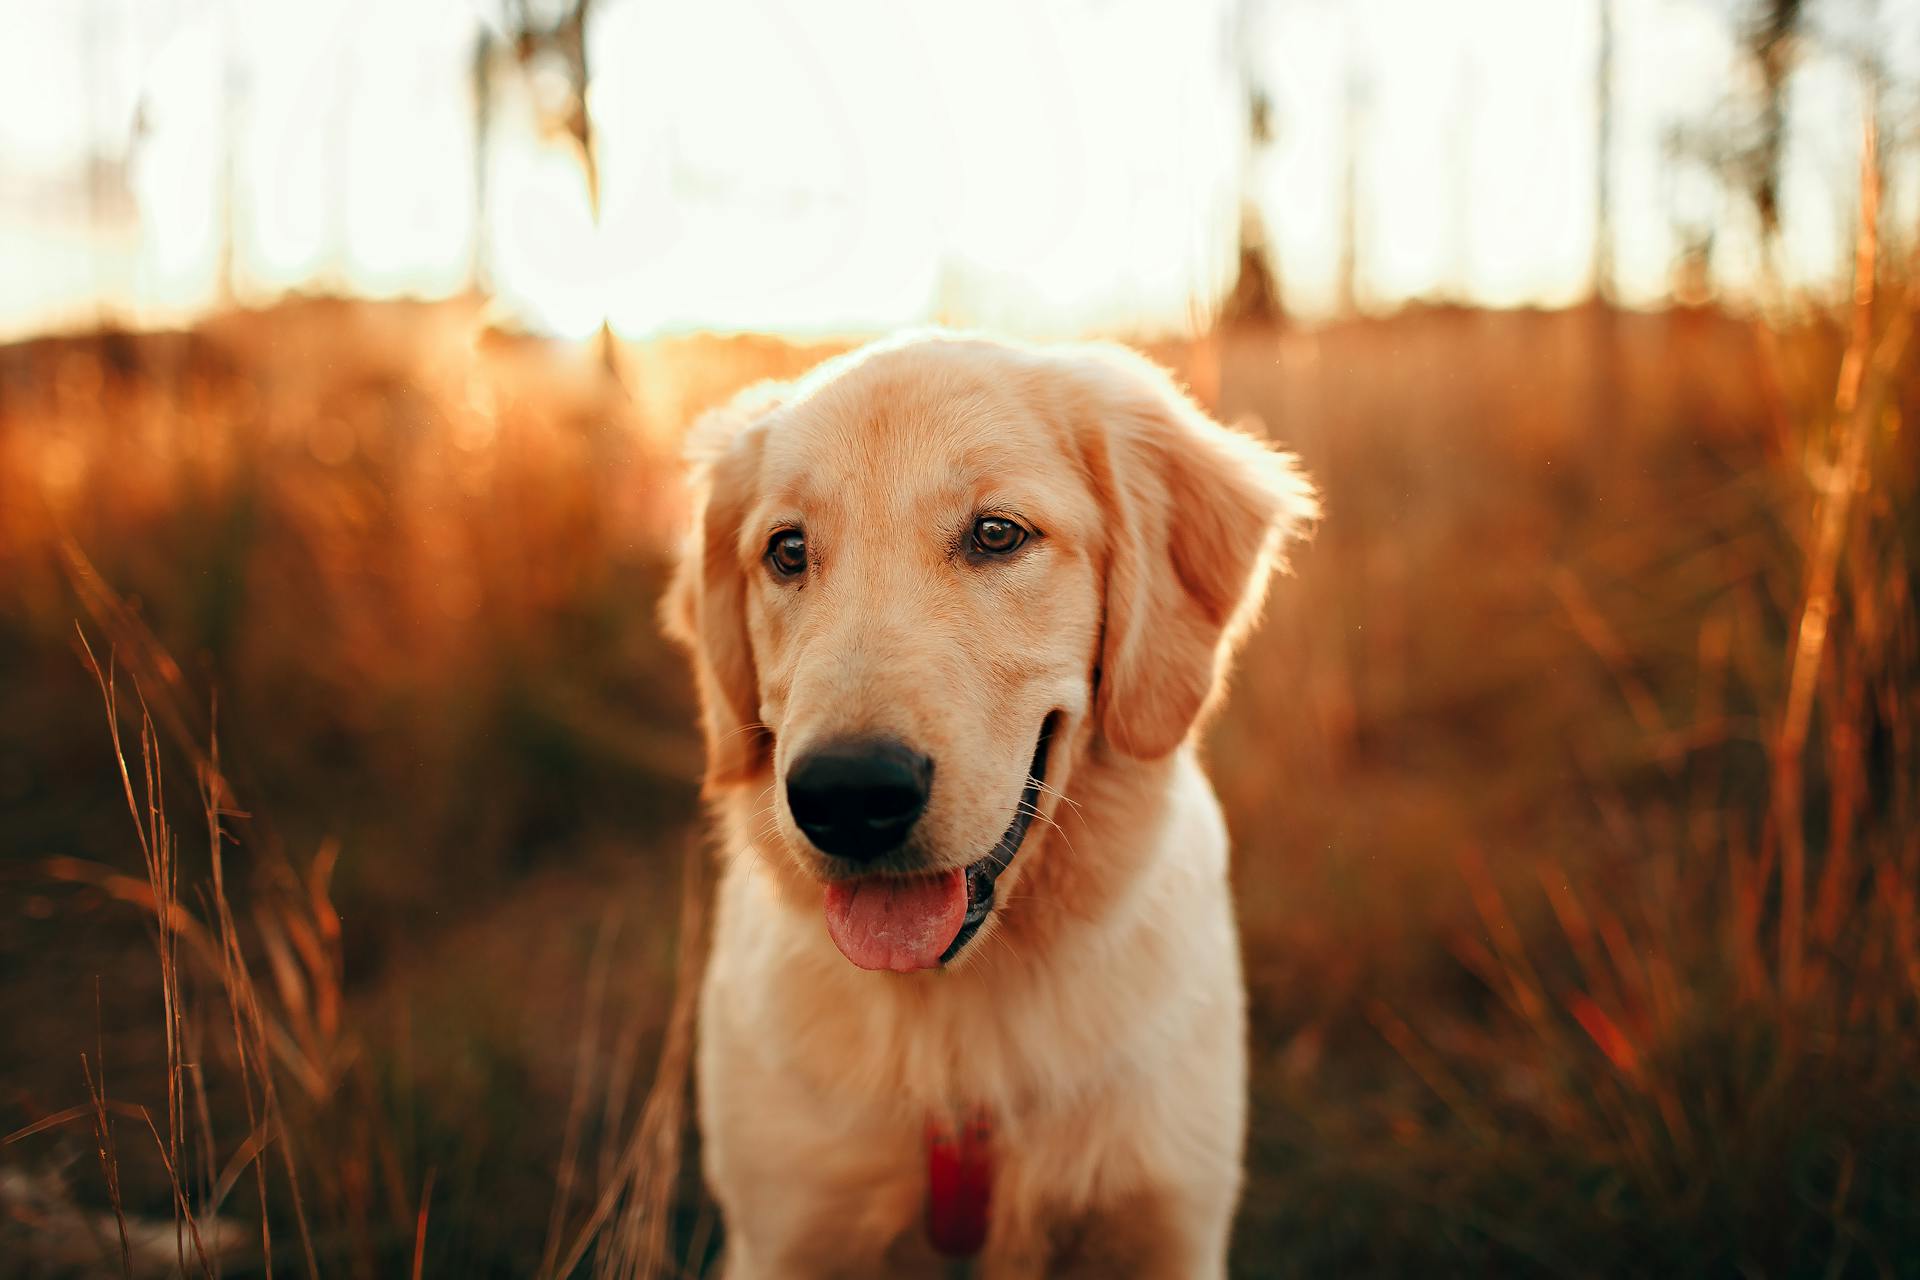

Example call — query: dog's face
[666,337,1313,973]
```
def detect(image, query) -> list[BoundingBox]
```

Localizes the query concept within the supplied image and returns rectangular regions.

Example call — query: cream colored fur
[663,333,1315,1278]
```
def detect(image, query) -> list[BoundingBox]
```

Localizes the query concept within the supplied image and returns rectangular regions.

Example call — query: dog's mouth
[820,714,1057,973]
[942,713,1057,963]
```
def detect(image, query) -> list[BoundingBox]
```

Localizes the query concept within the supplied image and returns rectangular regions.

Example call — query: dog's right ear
[1072,347,1317,761]
[662,384,782,792]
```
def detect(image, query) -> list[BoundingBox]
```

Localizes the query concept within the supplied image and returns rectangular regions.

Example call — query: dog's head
[664,335,1314,973]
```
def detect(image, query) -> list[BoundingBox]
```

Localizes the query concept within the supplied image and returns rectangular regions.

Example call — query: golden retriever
[663,333,1315,1277]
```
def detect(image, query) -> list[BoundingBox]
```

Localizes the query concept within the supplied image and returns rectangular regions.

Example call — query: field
[2,291,1916,1276]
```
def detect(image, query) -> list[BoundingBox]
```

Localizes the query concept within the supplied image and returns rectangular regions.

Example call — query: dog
[663,332,1315,1277]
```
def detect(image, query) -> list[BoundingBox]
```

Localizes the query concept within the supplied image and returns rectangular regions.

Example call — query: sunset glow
[0,0,1910,340]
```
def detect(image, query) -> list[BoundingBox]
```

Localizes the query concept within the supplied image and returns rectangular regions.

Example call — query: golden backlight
[0,0,1895,341]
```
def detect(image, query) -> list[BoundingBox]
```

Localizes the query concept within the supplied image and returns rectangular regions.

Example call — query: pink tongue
[823,871,967,973]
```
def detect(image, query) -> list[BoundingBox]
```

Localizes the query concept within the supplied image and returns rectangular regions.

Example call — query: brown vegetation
[2,224,1916,1276]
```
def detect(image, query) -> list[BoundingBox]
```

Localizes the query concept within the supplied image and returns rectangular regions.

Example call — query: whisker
[1030,779,1084,819]
[715,720,774,745]
[1013,801,1076,858]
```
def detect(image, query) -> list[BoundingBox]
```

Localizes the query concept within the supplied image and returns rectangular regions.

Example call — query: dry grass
[1,236,1916,1274]
[1226,128,1920,1276]
[11,568,708,1277]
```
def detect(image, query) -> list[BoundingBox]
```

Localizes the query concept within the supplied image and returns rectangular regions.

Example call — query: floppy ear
[1078,348,1317,760]
[662,384,783,792]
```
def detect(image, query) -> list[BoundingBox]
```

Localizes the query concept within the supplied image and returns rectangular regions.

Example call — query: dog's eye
[766,530,808,577]
[971,516,1028,556]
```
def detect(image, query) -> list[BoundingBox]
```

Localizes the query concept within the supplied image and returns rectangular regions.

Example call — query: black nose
[786,739,933,861]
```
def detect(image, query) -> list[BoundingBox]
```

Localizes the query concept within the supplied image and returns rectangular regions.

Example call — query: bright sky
[0,0,1909,340]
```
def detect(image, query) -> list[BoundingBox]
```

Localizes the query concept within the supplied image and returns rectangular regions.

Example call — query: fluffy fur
[663,333,1315,1277]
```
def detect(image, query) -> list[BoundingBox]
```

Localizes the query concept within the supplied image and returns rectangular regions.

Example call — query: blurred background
[2,0,1917,1275]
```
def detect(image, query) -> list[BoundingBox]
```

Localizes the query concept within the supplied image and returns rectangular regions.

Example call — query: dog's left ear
[1075,347,1317,760]
[662,384,783,792]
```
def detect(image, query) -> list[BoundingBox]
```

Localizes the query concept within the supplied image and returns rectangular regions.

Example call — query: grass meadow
[2,271,1916,1272]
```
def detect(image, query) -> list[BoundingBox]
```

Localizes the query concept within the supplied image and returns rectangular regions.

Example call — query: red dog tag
[925,1110,993,1258]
